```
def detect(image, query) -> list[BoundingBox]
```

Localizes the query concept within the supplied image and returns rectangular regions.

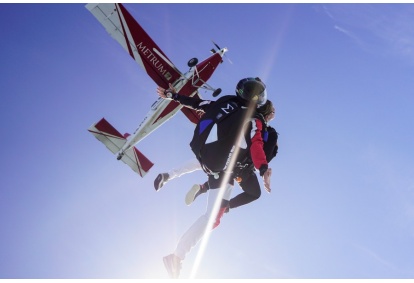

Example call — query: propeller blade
[226,56,233,65]
[212,40,221,50]
[212,40,232,64]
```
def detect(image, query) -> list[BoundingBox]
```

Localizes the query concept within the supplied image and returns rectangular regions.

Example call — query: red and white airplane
[86,3,228,177]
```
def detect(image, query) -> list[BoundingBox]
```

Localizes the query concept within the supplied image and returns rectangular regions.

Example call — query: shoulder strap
[253,113,268,134]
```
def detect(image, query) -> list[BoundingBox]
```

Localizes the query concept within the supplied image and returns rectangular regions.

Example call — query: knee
[250,187,261,200]
[254,189,261,200]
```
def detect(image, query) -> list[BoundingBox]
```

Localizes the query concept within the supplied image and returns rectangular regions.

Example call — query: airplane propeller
[211,40,233,65]
[212,41,221,51]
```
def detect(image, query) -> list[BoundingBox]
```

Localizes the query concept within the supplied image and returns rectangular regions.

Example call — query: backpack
[190,95,250,174]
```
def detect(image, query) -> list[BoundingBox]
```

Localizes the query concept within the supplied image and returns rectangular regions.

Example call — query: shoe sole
[154,174,168,191]
[185,184,200,206]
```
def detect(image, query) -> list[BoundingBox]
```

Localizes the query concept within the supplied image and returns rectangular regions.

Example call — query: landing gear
[187,57,198,68]
[117,152,124,160]
[212,88,222,97]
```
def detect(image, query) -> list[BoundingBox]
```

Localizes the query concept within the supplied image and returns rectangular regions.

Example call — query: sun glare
[189,102,257,279]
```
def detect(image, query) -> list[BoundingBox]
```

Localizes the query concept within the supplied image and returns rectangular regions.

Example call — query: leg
[168,158,202,180]
[229,171,261,209]
[173,182,232,261]
[155,158,201,190]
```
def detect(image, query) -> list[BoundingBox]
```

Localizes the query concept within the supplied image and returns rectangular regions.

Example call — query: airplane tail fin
[88,118,154,177]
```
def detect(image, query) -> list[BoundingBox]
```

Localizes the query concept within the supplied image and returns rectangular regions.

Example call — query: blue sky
[1,3,414,279]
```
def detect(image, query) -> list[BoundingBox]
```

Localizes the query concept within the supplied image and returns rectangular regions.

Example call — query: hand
[262,168,272,193]
[156,83,176,99]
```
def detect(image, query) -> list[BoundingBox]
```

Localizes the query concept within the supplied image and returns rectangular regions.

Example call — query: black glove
[259,164,268,177]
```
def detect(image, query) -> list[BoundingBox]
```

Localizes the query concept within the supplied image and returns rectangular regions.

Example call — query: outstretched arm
[156,83,212,112]
[249,118,272,192]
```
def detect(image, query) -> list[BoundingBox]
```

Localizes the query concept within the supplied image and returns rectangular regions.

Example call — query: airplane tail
[88,118,154,177]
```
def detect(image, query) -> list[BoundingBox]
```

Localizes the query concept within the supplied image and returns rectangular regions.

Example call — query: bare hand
[263,168,272,193]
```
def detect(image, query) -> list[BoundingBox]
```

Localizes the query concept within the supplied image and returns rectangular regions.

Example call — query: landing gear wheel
[212,88,222,97]
[187,57,198,67]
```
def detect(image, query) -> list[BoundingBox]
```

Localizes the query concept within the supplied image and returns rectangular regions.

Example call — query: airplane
[86,3,228,177]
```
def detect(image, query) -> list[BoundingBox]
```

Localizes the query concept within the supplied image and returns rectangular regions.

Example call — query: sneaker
[185,184,202,206]
[154,173,169,191]
[163,254,182,279]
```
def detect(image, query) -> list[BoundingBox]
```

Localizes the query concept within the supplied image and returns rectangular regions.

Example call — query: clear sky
[1,2,414,280]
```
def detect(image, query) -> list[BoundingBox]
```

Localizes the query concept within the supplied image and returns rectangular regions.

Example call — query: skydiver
[154,99,278,210]
[186,99,277,207]
[156,78,272,279]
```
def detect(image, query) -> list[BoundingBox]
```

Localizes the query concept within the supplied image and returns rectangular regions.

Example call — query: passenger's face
[266,106,275,122]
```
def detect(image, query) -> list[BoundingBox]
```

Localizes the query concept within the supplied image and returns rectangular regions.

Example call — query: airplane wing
[86,3,181,88]
[86,3,201,124]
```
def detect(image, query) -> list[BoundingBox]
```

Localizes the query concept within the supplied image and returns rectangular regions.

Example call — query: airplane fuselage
[119,48,227,157]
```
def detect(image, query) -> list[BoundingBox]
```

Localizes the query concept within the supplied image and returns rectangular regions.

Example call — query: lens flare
[189,101,257,279]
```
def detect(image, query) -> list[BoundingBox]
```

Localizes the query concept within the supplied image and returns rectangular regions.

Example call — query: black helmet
[235,77,267,106]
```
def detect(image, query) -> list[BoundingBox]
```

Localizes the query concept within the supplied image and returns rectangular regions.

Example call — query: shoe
[163,254,182,279]
[185,184,202,206]
[213,203,230,229]
[154,173,169,191]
